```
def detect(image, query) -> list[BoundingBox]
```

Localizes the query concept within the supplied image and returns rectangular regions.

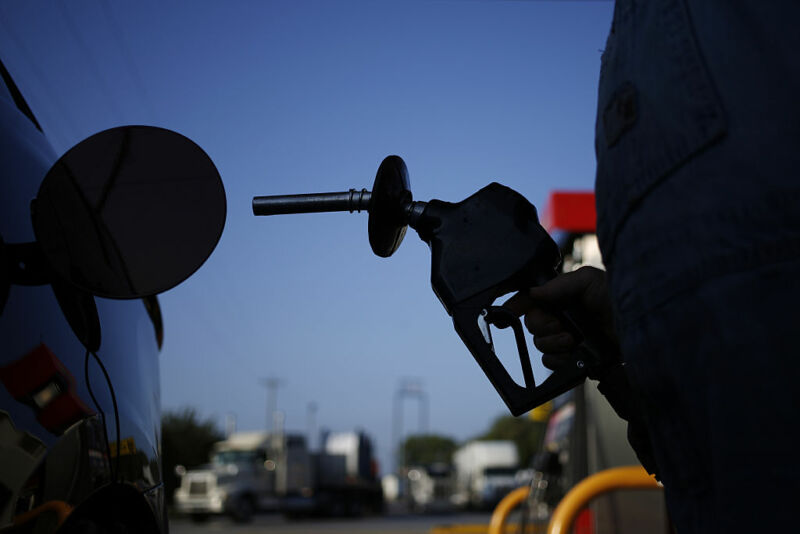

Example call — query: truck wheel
[230,496,254,523]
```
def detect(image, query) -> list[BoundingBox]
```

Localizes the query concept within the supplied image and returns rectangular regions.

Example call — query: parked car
[0,58,225,533]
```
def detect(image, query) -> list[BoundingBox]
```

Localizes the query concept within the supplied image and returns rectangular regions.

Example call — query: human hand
[503,266,620,370]
[504,267,658,476]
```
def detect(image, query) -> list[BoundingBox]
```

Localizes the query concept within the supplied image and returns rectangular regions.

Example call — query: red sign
[542,191,596,234]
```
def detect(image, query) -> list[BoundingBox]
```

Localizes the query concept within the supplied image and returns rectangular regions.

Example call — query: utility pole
[306,401,318,450]
[259,377,284,433]
[224,412,237,437]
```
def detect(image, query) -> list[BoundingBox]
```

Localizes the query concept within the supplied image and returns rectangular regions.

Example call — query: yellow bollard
[488,486,530,534]
[487,466,660,534]
[548,466,660,534]
[13,500,74,527]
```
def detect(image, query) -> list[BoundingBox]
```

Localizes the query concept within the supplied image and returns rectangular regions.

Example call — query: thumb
[527,267,595,307]
[502,266,605,317]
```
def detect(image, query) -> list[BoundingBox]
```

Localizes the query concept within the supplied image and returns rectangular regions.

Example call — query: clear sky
[0,0,613,473]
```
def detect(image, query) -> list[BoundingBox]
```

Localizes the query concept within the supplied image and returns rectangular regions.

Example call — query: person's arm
[504,267,660,478]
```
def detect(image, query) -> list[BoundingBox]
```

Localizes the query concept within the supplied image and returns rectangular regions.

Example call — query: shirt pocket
[594,0,727,260]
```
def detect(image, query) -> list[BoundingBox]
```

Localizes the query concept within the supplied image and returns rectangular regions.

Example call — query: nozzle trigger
[484,306,535,389]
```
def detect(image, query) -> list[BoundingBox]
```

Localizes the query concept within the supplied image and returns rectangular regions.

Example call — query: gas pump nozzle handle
[408,182,604,415]
[252,156,607,415]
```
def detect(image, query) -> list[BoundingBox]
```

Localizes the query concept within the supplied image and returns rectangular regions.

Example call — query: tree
[400,434,457,467]
[478,414,545,467]
[161,408,224,505]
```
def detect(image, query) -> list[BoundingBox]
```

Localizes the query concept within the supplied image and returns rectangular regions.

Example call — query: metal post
[225,412,237,437]
[418,391,429,435]
[392,389,404,474]
[260,377,284,433]
[393,379,430,474]
[307,401,318,450]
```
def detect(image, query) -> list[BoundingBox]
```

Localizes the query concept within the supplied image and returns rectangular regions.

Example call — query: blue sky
[0,0,613,472]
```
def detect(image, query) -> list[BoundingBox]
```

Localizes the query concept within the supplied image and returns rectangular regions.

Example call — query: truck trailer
[174,430,382,521]
[452,440,519,509]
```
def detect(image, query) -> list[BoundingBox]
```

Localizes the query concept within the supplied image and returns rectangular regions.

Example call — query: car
[0,58,225,533]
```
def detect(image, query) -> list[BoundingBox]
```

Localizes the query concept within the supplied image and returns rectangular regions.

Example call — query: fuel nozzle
[252,155,426,257]
[253,154,597,415]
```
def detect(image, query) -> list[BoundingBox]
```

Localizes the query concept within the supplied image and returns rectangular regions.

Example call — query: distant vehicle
[0,58,225,534]
[407,462,456,513]
[284,430,383,517]
[174,430,383,521]
[452,440,519,509]
[381,473,401,502]
[173,431,305,522]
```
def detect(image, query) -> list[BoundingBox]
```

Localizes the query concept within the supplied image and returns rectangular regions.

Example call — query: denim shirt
[594,6,800,530]
[595,0,726,262]
[595,0,800,327]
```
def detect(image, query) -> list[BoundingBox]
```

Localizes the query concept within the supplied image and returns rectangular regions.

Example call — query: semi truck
[174,430,382,522]
[282,431,383,517]
[406,462,456,513]
[451,440,519,509]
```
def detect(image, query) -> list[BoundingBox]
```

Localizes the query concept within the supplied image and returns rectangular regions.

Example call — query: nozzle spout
[252,189,372,216]
[404,201,428,228]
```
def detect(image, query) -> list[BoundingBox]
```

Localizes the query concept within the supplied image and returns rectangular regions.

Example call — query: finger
[526,267,596,306]
[503,267,599,317]
[523,307,563,336]
[533,332,578,354]
[542,352,573,371]
[501,291,532,317]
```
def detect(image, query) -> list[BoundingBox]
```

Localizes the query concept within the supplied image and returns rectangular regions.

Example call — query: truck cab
[174,431,310,522]
[452,440,520,509]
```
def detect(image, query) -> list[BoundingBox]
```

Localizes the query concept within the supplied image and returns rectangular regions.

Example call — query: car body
[0,58,224,533]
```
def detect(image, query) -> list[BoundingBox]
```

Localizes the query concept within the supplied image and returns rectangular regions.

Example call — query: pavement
[169,509,498,534]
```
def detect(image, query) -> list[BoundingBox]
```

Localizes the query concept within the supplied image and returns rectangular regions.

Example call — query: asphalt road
[169,511,496,534]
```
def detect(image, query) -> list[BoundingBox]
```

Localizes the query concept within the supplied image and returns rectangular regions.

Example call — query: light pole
[307,401,318,450]
[225,412,237,437]
[259,377,284,433]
